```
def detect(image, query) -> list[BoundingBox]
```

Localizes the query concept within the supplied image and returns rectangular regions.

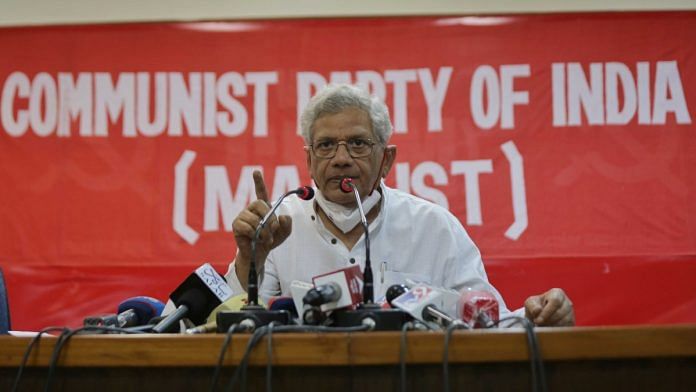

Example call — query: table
[1,324,695,391]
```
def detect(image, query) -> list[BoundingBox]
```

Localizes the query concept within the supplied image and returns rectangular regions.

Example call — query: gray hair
[300,84,393,145]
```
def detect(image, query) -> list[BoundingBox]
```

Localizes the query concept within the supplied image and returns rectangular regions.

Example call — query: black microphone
[339,178,374,304]
[152,263,233,333]
[303,282,342,307]
[386,284,409,307]
[247,186,314,307]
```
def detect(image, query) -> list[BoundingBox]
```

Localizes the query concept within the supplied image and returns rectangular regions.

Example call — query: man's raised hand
[232,170,293,289]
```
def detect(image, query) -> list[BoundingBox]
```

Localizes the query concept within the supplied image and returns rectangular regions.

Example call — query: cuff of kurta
[498,307,528,328]
[224,256,266,298]
[224,259,248,297]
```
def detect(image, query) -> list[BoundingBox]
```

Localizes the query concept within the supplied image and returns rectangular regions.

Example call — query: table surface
[1,324,695,367]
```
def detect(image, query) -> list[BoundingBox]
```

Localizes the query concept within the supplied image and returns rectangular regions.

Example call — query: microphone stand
[331,178,412,331]
[218,187,314,332]
[247,186,313,306]
[349,183,374,304]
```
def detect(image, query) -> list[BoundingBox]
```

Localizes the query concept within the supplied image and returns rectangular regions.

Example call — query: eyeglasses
[308,138,377,159]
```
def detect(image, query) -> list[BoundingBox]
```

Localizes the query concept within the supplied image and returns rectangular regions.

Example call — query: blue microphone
[117,296,165,327]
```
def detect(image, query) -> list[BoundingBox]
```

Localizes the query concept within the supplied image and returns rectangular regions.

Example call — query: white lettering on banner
[171,146,527,244]
[173,152,302,245]
[270,166,301,201]
[96,72,135,137]
[418,67,452,132]
[203,165,261,232]
[355,70,387,102]
[0,71,278,138]
[30,73,57,137]
[295,67,453,135]
[173,150,199,245]
[1,72,30,136]
[136,72,167,137]
[450,160,493,225]
[393,142,526,238]
[552,61,692,126]
[395,161,450,209]
[501,141,527,240]
[470,64,530,130]
[384,69,418,133]
[246,72,279,137]
[58,73,92,137]
[169,73,203,137]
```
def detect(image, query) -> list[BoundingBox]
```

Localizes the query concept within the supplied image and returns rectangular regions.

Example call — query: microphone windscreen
[297,186,315,200]
[268,297,298,317]
[169,264,232,325]
[386,284,408,307]
[457,289,499,328]
[117,296,165,325]
[176,289,210,325]
[340,178,353,193]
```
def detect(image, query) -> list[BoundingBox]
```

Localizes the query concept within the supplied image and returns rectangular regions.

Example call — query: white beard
[314,188,382,233]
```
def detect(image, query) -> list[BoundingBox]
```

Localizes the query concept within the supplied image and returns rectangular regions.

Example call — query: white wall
[1,0,695,27]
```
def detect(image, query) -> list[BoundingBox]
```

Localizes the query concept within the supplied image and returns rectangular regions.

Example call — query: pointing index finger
[253,170,270,203]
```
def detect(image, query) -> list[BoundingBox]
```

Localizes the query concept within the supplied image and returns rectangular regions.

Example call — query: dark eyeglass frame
[306,137,377,159]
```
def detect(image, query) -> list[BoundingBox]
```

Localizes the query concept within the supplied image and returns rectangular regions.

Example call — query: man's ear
[304,146,312,170]
[382,145,397,177]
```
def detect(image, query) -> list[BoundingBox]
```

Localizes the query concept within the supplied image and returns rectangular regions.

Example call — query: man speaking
[225,84,574,327]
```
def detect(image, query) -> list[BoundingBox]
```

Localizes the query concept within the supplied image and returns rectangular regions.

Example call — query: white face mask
[314,188,382,233]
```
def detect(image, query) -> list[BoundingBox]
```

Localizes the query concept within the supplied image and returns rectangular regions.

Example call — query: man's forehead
[311,107,373,139]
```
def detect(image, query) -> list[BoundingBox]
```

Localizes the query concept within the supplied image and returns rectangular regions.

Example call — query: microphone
[309,265,363,311]
[83,313,120,328]
[327,179,412,330]
[339,178,374,304]
[458,289,499,329]
[248,186,314,307]
[83,296,166,330]
[116,296,165,327]
[289,280,313,324]
[385,284,409,307]
[390,283,460,329]
[268,297,298,319]
[301,266,362,325]
[216,186,314,333]
[152,263,233,333]
[303,282,341,306]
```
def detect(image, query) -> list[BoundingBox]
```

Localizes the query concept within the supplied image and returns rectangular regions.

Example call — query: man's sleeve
[224,249,282,303]
[258,252,282,303]
[223,257,248,297]
[439,213,526,324]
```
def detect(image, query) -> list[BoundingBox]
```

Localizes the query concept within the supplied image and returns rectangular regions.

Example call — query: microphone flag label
[392,285,438,314]
[195,263,234,303]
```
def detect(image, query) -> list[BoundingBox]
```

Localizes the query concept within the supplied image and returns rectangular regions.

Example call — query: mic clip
[216,307,293,333]
[331,307,413,331]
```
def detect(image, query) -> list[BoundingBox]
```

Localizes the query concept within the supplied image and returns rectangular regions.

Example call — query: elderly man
[226,84,574,326]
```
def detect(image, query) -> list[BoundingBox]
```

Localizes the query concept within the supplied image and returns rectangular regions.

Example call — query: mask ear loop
[304,145,317,186]
[368,145,395,196]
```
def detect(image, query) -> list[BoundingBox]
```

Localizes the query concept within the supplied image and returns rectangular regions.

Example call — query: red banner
[1,13,695,330]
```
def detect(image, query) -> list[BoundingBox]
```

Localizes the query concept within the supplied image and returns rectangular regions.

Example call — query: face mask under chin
[314,187,382,233]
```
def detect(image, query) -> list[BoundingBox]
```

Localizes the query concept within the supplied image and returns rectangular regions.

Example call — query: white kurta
[225,185,523,320]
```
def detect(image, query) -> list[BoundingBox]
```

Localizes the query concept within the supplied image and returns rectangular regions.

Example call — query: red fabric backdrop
[1,12,695,330]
